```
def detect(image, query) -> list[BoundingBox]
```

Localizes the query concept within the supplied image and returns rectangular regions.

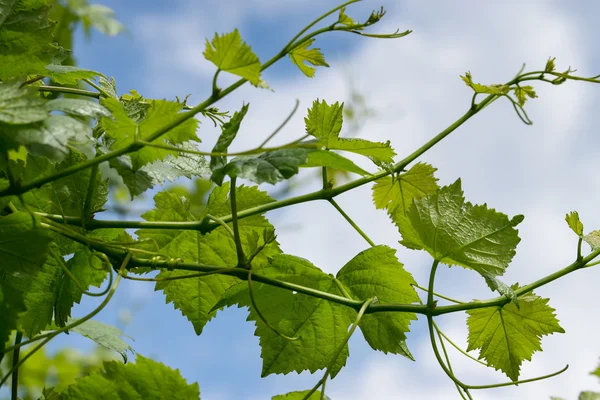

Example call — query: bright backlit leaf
[101,98,199,170]
[372,163,439,248]
[45,65,104,85]
[59,355,200,399]
[402,179,523,277]
[204,29,262,85]
[137,183,280,335]
[460,72,510,95]
[513,85,537,106]
[337,245,419,358]
[305,99,395,163]
[301,149,370,176]
[565,211,584,236]
[289,38,329,78]
[215,254,353,378]
[467,288,564,381]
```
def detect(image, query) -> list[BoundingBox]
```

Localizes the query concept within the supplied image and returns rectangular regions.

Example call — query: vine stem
[10,332,23,400]
[413,283,465,304]
[37,85,101,98]
[328,198,376,247]
[38,218,600,318]
[229,177,246,267]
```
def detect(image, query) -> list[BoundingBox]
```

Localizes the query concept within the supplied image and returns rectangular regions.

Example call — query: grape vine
[1,1,600,399]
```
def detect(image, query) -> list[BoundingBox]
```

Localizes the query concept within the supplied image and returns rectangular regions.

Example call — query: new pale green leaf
[204,29,262,85]
[301,149,370,176]
[289,38,329,78]
[466,288,564,381]
[372,163,439,248]
[402,179,523,277]
[566,211,584,236]
[305,99,395,163]
[461,72,510,95]
[584,231,600,250]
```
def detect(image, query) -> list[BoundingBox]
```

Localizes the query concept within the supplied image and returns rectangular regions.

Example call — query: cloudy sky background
[45,1,600,399]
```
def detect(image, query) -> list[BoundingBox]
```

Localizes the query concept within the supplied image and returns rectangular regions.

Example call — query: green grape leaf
[18,151,109,218]
[337,245,419,358]
[289,38,329,78]
[210,103,250,172]
[203,29,262,85]
[372,163,439,249]
[0,0,61,78]
[74,4,125,37]
[301,149,370,176]
[60,355,200,399]
[137,183,280,335]
[584,231,600,251]
[212,148,309,185]
[1,115,91,162]
[460,72,510,95]
[11,255,63,337]
[481,273,519,308]
[110,143,210,198]
[216,254,353,378]
[402,179,523,277]
[273,390,330,400]
[46,98,111,119]
[328,137,396,163]
[591,362,600,379]
[101,98,200,170]
[0,212,51,275]
[466,287,564,381]
[63,318,134,363]
[54,248,108,327]
[513,85,537,106]
[0,80,48,124]
[579,392,600,400]
[45,65,103,85]
[565,211,584,236]
[0,279,26,353]
[305,99,395,163]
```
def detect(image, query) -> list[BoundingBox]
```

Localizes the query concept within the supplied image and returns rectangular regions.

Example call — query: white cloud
[117,0,600,399]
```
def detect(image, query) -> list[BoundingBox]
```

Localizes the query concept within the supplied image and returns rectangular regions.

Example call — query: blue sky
[39,1,600,399]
